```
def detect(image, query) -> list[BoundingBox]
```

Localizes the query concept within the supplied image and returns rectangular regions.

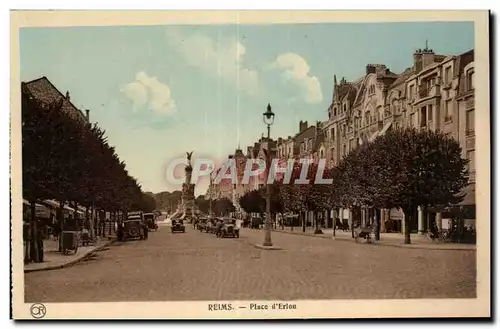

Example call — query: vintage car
[144,213,158,231]
[216,218,239,238]
[171,219,185,233]
[196,218,208,232]
[118,212,145,241]
[249,216,262,229]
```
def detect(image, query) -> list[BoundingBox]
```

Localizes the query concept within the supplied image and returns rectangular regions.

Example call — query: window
[427,105,433,122]
[330,128,335,141]
[330,148,335,160]
[466,150,475,174]
[369,85,375,95]
[467,70,475,90]
[343,104,347,112]
[409,85,415,100]
[365,111,371,125]
[391,99,397,114]
[445,66,452,85]
[420,107,427,127]
[445,100,453,121]
[333,107,337,116]
[410,113,416,128]
[466,109,475,135]
[343,144,346,156]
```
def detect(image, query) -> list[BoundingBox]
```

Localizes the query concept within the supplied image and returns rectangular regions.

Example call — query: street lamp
[262,103,275,246]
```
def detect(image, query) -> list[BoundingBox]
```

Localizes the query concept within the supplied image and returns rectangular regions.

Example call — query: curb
[24,238,117,273]
[254,244,283,250]
[275,229,476,251]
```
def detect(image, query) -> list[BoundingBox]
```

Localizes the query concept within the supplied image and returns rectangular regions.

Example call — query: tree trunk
[314,212,322,234]
[332,209,336,237]
[90,204,96,239]
[375,208,381,241]
[403,207,413,244]
[351,207,356,238]
[73,202,78,229]
[302,211,306,233]
[102,210,106,238]
[57,199,64,252]
[109,212,114,235]
[29,201,41,262]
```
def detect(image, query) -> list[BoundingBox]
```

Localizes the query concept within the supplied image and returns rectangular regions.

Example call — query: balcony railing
[419,87,429,98]
[466,129,475,137]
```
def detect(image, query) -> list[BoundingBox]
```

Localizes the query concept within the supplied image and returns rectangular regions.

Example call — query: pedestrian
[235,217,242,238]
[215,219,223,237]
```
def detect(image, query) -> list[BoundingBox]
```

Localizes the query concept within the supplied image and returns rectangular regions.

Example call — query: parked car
[171,219,185,233]
[118,212,146,241]
[144,213,158,231]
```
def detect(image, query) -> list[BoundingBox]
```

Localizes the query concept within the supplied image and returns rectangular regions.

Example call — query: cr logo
[30,303,46,319]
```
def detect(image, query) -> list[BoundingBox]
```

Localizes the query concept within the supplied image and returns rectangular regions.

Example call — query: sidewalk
[24,236,116,273]
[270,227,476,251]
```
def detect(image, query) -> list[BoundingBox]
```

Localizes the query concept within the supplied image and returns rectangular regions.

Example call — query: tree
[22,94,67,262]
[366,128,469,244]
[239,190,265,215]
[140,193,157,213]
[195,195,210,214]
[277,160,332,233]
[213,197,235,216]
[258,183,283,215]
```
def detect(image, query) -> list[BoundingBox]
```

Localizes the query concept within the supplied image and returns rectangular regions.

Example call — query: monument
[170,151,199,223]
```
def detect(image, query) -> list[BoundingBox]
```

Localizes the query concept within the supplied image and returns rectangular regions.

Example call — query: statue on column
[186,151,193,168]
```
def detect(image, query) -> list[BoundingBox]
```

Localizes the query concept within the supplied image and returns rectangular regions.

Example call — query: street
[24,225,476,302]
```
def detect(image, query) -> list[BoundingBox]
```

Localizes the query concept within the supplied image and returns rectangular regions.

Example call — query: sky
[19,21,474,195]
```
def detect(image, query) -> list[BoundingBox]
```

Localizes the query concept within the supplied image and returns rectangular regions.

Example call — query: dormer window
[467,70,475,90]
[369,85,376,95]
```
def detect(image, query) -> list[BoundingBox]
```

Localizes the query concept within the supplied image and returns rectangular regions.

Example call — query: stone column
[361,208,366,227]
[380,209,386,233]
[418,206,425,235]
[347,209,352,229]
[435,212,443,232]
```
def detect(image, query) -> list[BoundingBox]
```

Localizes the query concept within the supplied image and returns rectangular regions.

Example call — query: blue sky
[19,21,474,195]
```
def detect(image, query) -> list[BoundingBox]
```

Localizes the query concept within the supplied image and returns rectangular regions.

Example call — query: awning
[427,184,476,212]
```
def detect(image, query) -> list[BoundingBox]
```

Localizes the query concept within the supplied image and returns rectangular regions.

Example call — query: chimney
[65,91,70,101]
[85,109,90,121]
[421,48,435,68]
[299,120,308,133]
[366,64,376,75]
[375,65,388,76]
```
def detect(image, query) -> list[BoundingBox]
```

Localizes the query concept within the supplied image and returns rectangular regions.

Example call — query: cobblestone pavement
[24,226,476,302]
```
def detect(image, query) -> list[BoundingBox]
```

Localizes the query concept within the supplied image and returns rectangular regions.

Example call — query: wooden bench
[354,227,373,243]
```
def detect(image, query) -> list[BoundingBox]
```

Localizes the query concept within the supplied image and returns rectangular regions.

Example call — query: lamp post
[262,103,275,247]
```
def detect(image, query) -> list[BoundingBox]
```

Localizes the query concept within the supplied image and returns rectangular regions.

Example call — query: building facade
[322,47,475,233]
[206,46,475,233]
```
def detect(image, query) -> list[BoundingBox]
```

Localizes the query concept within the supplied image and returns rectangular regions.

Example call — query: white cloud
[273,53,323,104]
[165,29,259,94]
[121,71,177,115]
